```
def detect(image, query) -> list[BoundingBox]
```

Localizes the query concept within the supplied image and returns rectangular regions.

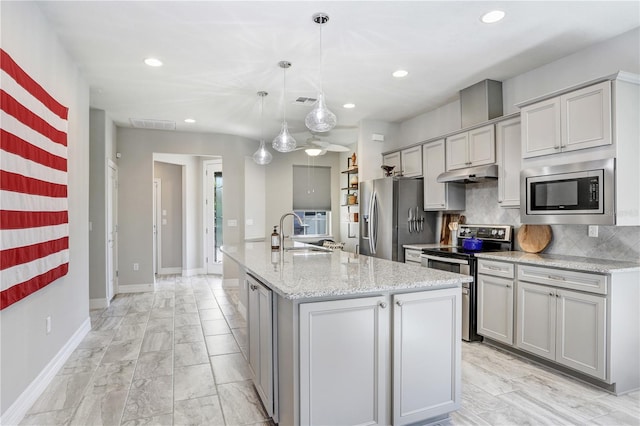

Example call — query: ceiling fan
[295,135,351,156]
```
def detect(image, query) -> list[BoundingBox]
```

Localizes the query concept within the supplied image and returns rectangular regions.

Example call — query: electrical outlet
[46,316,51,334]
[133,263,139,271]
[588,225,599,238]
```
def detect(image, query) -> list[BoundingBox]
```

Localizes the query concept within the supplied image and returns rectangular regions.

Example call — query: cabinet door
[400,146,423,177]
[561,81,612,152]
[516,281,556,360]
[300,296,389,426]
[423,140,447,209]
[496,118,521,207]
[477,274,514,345]
[382,151,402,175]
[445,133,469,171]
[468,124,495,166]
[393,288,461,425]
[521,97,561,158]
[555,289,607,380]
[247,276,274,417]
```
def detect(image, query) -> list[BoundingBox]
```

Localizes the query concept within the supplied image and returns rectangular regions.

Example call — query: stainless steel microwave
[521,158,615,225]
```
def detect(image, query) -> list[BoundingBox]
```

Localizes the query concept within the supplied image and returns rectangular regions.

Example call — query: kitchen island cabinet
[222,242,470,425]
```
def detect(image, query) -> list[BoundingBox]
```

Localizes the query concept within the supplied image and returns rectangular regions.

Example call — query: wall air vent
[295,97,317,106]
[129,118,176,130]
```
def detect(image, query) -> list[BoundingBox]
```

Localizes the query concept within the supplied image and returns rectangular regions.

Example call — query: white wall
[357,120,401,182]
[1,1,90,418]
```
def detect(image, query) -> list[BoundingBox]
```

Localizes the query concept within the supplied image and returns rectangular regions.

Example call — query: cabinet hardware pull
[379,302,388,309]
[549,292,554,296]
[548,275,566,281]
[506,284,511,288]
[556,294,560,298]
[487,265,501,270]
[396,301,403,306]
[250,284,258,291]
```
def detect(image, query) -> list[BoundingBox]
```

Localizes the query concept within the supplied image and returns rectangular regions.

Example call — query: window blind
[292,165,331,210]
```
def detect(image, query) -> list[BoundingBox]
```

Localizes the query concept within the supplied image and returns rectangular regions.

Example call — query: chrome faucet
[279,212,304,249]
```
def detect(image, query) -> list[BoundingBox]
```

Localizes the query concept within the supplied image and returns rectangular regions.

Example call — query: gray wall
[265,149,342,242]
[116,128,253,288]
[1,1,90,416]
[154,162,183,270]
[89,109,117,303]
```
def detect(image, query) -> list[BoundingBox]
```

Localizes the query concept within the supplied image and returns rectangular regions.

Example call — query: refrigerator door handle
[370,191,378,254]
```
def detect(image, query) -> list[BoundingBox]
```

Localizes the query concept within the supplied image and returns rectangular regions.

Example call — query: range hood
[437,164,498,183]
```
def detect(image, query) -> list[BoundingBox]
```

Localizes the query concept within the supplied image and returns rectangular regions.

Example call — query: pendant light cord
[319,23,323,94]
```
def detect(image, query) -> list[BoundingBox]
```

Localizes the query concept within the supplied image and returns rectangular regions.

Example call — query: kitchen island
[222,241,472,426]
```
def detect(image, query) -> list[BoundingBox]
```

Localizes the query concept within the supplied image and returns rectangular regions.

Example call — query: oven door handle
[420,254,469,265]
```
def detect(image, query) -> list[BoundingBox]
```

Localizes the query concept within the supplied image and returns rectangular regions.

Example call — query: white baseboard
[118,283,154,293]
[158,267,181,275]
[89,298,108,309]
[182,268,205,277]
[0,317,91,426]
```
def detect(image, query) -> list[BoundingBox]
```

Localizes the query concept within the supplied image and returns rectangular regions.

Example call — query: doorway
[205,160,223,274]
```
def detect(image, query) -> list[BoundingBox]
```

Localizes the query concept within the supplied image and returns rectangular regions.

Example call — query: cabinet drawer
[477,259,514,279]
[517,265,607,295]
[405,249,422,264]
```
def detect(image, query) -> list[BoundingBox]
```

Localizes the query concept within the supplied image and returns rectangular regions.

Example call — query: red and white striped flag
[1,48,69,310]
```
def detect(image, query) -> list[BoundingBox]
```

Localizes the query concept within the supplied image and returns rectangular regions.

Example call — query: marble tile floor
[19,274,639,426]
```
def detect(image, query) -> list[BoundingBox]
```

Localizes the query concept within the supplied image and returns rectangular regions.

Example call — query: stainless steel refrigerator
[359,177,436,262]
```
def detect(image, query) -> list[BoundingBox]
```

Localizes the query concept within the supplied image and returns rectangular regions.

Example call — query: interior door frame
[203,159,223,274]
[153,178,162,275]
[107,160,119,300]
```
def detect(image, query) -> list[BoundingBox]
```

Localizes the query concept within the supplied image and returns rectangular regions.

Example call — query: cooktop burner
[424,224,514,258]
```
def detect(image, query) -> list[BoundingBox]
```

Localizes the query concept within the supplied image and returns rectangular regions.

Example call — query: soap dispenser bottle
[271,226,280,250]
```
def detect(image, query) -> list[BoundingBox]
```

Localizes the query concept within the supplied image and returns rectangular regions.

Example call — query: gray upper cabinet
[423,139,465,211]
[446,124,495,171]
[496,117,521,207]
[400,146,423,177]
[521,81,612,158]
[382,151,401,176]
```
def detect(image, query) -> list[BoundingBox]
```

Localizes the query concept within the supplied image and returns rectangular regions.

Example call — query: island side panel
[276,295,299,426]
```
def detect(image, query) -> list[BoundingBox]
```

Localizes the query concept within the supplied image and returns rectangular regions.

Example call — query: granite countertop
[221,242,472,300]
[475,251,640,273]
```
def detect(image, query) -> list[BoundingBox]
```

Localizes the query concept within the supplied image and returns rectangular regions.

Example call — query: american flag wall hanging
[0,48,70,310]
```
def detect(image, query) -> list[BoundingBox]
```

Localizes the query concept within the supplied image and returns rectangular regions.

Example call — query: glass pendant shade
[253,139,272,165]
[305,92,337,133]
[272,121,297,152]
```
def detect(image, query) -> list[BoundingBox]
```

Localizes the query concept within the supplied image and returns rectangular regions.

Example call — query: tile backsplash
[461,181,640,262]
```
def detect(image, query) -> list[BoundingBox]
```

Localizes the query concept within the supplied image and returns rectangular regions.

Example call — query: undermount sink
[284,246,333,254]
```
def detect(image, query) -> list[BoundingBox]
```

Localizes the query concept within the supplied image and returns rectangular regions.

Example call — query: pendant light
[272,61,297,152]
[305,13,337,133]
[253,91,272,165]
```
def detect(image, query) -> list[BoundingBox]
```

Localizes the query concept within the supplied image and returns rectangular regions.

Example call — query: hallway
[19,275,639,425]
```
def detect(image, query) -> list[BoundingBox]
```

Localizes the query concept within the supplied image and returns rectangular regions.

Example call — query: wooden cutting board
[517,225,552,253]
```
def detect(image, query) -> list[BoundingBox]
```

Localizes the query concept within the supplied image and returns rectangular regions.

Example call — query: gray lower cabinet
[299,288,461,426]
[477,274,514,345]
[247,274,275,418]
[516,274,607,380]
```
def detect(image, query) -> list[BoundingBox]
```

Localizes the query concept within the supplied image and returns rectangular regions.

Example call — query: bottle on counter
[271,225,280,250]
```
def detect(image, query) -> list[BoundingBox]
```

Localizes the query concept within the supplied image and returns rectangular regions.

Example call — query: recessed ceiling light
[144,57,163,67]
[481,10,505,24]
[392,70,409,78]
[184,118,196,123]
[343,103,355,109]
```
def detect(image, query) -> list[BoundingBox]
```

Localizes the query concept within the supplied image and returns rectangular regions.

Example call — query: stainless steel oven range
[420,224,513,342]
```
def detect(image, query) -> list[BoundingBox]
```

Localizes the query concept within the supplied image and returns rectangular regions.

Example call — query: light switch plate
[588,225,599,238]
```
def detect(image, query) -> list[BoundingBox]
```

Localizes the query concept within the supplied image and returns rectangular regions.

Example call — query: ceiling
[35,1,639,147]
